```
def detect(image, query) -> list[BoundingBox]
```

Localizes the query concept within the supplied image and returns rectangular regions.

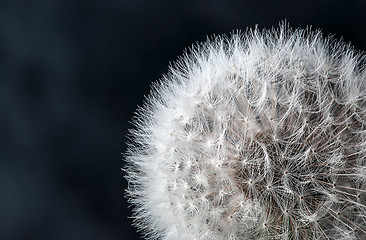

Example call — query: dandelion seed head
[124,23,366,239]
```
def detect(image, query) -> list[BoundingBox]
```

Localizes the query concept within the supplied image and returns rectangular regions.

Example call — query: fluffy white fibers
[124,24,366,240]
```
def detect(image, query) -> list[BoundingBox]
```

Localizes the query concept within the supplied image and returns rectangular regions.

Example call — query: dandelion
[124,23,366,239]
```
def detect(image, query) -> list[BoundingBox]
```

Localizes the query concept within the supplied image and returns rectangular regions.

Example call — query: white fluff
[124,23,366,240]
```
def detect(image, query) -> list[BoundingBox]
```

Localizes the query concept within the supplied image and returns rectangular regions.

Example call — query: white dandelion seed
[124,23,366,240]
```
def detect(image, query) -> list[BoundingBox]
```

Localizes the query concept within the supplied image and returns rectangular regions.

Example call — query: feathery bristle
[124,23,366,240]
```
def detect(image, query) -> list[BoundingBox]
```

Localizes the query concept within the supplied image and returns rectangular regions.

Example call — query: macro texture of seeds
[125,25,366,240]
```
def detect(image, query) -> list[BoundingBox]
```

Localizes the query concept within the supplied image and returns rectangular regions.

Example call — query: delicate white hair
[124,23,366,240]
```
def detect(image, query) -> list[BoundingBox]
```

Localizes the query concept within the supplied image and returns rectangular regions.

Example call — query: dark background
[0,0,365,239]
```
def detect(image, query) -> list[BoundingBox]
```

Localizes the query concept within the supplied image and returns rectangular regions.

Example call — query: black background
[0,0,365,239]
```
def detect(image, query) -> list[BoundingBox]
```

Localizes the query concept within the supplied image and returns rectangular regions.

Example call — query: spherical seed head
[124,23,366,240]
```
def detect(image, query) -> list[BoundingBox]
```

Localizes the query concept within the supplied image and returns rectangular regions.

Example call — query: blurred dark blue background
[0,0,365,239]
